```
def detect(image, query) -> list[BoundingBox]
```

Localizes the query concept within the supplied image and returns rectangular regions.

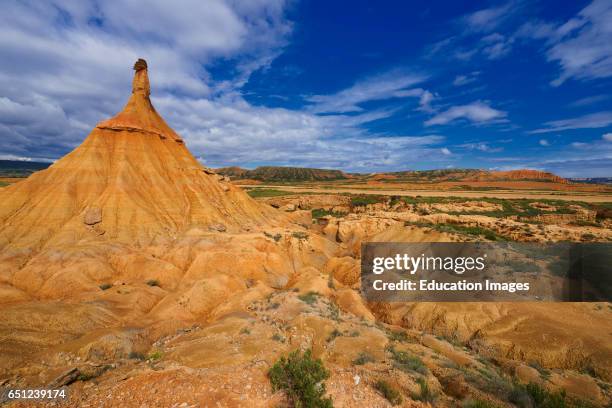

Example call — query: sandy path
[242,184,612,203]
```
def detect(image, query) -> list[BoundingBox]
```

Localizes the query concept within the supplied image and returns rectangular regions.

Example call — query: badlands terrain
[0,61,611,407]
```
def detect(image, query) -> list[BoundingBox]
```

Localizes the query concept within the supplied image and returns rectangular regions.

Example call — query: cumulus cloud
[530,111,612,133]
[603,133,612,142]
[424,101,506,126]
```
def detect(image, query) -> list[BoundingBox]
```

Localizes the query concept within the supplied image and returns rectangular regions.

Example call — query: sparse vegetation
[246,188,295,198]
[264,231,282,241]
[146,279,160,287]
[326,328,342,342]
[374,380,402,405]
[240,327,251,335]
[388,346,428,375]
[128,351,146,360]
[99,283,112,290]
[387,330,410,342]
[148,351,162,361]
[312,208,346,218]
[298,291,320,305]
[350,195,385,207]
[292,231,309,240]
[462,399,500,408]
[352,352,375,365]
[271,333,285,342]
[412,378,436,403]
[510,382,567,408]
[404,220,507,241]
[268,349,333,408]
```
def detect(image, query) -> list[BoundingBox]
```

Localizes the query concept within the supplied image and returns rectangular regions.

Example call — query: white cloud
[458,141,503,153]
[305,71,428,114]
[548,0,612,86]
[464,3,514,32]
[440,147,452,155]
[516,0,612,86]
[452,71,480,86]
[530,111,612,133]
[539,139,550,146]
[424,101,507,126]
[603,133,612,142]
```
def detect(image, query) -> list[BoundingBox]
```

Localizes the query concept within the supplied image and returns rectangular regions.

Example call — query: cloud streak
[425,101,506,126]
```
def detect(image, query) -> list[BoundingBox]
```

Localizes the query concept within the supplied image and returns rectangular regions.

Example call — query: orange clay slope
[0,59,279,248]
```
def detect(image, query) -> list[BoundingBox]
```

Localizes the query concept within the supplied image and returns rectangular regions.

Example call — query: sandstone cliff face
[0,60,277,248]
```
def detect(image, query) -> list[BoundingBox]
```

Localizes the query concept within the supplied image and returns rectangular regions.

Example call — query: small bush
[374,380,402,405]
[99,283,112,290]
[292,231,309,240]
[146,279,160,287]
[312,208,346,218]
[240,327,251,335]
[412,378,436,403]
[509,382,573,408]
[389,346,428,375]
[326,328,342,342]
[387,330,409,342]
[148,351,163,361]
[264,231,283,241]
[298,291,319,305]
[352,352,375,365]
[272,333,285,343]
[247,188,294,198]
[128,351,146,360]
[463,399,499,408]
[268,349,333,408]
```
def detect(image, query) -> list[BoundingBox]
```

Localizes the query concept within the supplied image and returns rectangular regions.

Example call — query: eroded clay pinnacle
[132,58,150,96]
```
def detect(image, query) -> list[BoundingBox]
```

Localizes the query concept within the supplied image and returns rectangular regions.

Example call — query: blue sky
[0,1,611,176]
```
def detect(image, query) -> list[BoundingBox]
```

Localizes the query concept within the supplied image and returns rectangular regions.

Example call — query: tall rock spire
[132,58,150,96]
[97,58,182,142]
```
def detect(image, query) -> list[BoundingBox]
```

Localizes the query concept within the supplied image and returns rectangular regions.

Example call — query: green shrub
[387,330,409,342]
[272,333,285,343]
[350,195,384,207]
[326,328,342,342]
[312,208,346,218]
[146,279,160,287]
[389,346,428,375]
[247,188,294,198]
[374,380,402,405]
[463,399,500,408]
[99,283,112,290]
[292,231,309,240]
[412,378,436,403]
[509,382,574,408]
[298,291,320,305]
[148,351,162,361]
[352,352,375,365]
[128,351,146,360]
[268,349,333,408]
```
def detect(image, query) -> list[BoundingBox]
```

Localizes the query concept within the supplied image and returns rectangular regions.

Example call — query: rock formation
[0,59,277,248]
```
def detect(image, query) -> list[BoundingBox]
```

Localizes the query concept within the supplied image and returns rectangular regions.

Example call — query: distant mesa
[216,166,347,182]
